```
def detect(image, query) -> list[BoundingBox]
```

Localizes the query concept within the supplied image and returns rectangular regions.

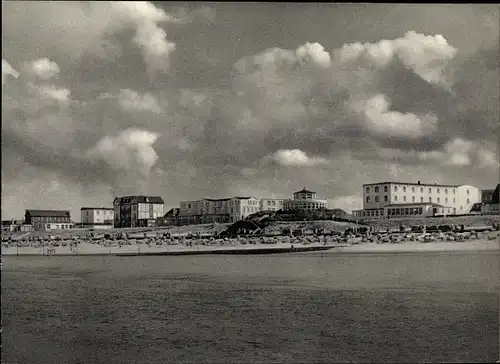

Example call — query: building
[352,181,481,219]
[259,198,285,212]
[283,188,328,211]
[178,196,261,225]
[1,220,24,232]
[473,184,500,215]
[24,210,72,231]
[158,208,181,226]
[80,207,114,229]
[481,188,496,203]
[113,196,164,228]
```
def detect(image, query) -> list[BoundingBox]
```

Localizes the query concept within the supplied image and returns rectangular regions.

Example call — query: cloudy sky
[2,2,499,219]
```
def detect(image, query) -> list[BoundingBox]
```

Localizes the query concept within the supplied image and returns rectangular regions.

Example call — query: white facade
[179,197,261,223]
[259,198,285,212]
[361,182,480,216]
[44,222,74,231]
[283,188,328,211]
[81,208,114,226]
[137,203,164,220]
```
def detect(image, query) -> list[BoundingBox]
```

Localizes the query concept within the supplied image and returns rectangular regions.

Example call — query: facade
[158,208,181,226]
[481,189,495,203]
[1,220,24,232]
[179,196,261,224]
[259,198,285,212]
[353,181,481,219]
[81,207,114,229]
[113,196,164,228]
[283,188,328,211]
[24,210,72,231]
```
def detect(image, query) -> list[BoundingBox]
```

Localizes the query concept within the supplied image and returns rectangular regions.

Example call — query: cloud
[271,149,328,167]
[26,58,60,80]
[351,93,438,138]
[86,128,160,178]
[296,42,332,68]
[2,59,19,85]
[334,30,457,87]
[36,84,71,103]
[101,89,163,113]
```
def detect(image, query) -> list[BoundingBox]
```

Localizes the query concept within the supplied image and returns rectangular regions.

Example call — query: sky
[2,2,499,220]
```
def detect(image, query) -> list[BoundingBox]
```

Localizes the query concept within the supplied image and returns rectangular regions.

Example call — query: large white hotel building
[352,181,481,219]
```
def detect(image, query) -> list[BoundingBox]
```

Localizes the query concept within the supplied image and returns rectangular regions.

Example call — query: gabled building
[24,210,72,231]
[113,196,164,228]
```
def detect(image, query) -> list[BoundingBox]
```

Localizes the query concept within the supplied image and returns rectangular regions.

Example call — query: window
[467,198,470,204]
[445,198,448,203]
[403,186,406,192]
[366,196,370,202]
[394,196,398,201]
[366,187,371,193]
[412,187,415,192]
[375,186,379,193]
[420,188,424,193]
[429,197,432,202]
[437,197,440,203]
[437,188,440,193]
[412,196,415,202]
[384,196,388,202]
[445,189,448,194]
[418,207,423,214]
[453,198,456,203]
[428,188,432,193]
[96,211,99,216]
[403,196,407,202]
[384,186,388,192]
[453,189,456,194]
[375,196,380,202]
[395,186,398,192]
[467,190,470,195]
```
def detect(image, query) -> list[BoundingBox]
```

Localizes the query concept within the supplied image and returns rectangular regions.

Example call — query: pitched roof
[25,210,70,217]
[294,187,316,194]
[81,207,114,211]
[114,196,164,204]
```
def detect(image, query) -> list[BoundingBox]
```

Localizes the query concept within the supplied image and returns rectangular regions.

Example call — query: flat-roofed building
[353,181,481,219]
[283,188,328,211]
[81,207,114,229]
[259,198,285,212]
[178,196,261,225]
[24,210,72,231]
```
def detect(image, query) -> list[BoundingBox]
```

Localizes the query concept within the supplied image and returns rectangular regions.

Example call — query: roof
[204,198,232,202]
[81,207,114,211]
[164,208,180,217]
[25,210,70,217]
[294,187,316,194]
[384,203,446,208]
[114,196,164,204]
[363,181,459,188]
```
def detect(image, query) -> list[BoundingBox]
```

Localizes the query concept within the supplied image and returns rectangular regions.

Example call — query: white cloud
[296,42,332,68]
[272,149,328,167]
[477,147,499,167]
[27,58,60,80]
[87,128,160,178]
[37,85,71,103]
[101,89,163,113]
[333,30,457,86]
[352,94,437,137]
[2,59,20,85]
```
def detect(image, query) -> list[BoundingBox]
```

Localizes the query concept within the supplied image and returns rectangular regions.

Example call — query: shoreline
[1,240,498,257]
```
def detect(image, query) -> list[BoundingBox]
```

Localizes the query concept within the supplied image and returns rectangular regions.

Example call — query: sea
[2,250,499,363]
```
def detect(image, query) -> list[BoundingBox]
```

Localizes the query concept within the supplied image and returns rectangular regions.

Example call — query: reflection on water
[2,251,499,363]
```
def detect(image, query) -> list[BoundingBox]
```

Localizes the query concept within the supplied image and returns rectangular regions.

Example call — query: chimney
[418,181,420,185]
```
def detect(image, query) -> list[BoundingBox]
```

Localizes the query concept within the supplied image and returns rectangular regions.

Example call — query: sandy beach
[2,239,498,256]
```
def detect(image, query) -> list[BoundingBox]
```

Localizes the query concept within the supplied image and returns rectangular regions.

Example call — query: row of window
[366,196,465,204]
[284,203,326,209]
[45,224,72,229]
[181,199,260,209]
[366,186,461,194]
